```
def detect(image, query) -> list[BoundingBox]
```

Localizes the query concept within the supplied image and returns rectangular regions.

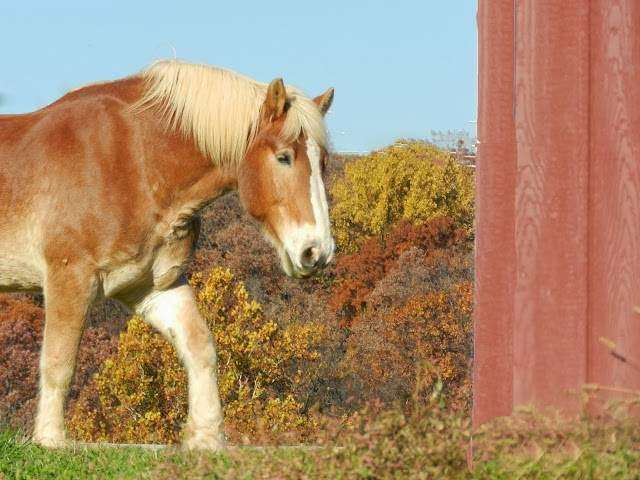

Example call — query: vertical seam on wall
[512,0,517,123]
[511,0,517,411]
[584,1,592,390]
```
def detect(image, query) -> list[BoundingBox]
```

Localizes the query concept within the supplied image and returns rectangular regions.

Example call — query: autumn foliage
[329,217,472,325]
[341,282,473,412]
[0,294,116,433]
[0,295,42,430]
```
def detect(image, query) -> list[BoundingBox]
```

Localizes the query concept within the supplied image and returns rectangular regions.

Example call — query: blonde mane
[133,60,328,167]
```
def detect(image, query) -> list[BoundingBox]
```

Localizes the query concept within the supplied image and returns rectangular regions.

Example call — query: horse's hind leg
[34,265,96,447]
[135,277,225,450]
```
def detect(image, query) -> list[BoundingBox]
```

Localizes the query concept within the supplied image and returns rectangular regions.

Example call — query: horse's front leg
[135,278,225,450]
[34,265,97,447]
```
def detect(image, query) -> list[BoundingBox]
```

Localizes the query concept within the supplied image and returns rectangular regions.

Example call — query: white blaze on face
[306,138,334,259]
[277,138,335,276]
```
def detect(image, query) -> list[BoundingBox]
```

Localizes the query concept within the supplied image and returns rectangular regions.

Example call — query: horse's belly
[0,254,42,292]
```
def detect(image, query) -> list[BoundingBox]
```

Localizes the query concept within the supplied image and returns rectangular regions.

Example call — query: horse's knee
[136,282,217,368]
[137,284,225,444]
[136,281,194,331]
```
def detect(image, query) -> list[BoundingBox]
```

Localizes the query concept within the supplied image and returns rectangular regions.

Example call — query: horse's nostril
[301,245,320,269]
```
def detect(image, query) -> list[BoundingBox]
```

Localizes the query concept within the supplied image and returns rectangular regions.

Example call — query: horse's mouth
[281,249,314,279]
[262,226,324,280]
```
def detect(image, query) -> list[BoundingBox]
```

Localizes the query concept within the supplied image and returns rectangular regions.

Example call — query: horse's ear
[263,78,287,121]
[313,88,334,116]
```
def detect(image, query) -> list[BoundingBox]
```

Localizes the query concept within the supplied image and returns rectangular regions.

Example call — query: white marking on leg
[35,363,71,446]
[136,283,225,449]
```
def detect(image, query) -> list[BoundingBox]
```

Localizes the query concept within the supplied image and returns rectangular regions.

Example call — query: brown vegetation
[0,294,117,432]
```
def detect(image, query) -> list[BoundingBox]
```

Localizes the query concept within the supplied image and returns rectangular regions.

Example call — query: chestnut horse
[0,60,335,449]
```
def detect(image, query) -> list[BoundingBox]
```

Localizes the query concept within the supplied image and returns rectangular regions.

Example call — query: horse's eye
[276,152,292,166]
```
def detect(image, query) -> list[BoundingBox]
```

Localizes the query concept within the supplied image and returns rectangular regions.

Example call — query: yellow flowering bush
[330,140,474,252]
[68,267,326,444]
[67,316,186,443]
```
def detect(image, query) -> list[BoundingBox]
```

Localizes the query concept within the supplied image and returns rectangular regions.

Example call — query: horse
[0,60,335,450]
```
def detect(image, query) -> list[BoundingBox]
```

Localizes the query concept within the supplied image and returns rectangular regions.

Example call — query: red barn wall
[474,0,640,426]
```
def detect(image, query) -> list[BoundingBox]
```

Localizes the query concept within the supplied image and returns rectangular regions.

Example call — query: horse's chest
[102,217,199,301]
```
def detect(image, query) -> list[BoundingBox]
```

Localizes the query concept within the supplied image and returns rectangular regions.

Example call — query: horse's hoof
[182,430,226,451]
[33,433,69,449]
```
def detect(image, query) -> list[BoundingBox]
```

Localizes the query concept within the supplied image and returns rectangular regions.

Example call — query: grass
[3,402,640,479]
[0,431,166,479]
[0,431,355,480]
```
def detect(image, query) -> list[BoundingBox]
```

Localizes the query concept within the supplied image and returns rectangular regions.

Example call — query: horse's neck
[168,161,238,217]
[135,105,239,220]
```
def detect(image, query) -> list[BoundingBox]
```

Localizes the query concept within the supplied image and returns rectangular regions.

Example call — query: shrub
[0,295,43,430]
[193,194,344,414]
[0,294,116,432]
[320,218,473,413]
[194,267,326,443]
[329,217,472,325]
[330,140,474,252]
[69,267,327,444]
[340,282,473,412]
[67,315,187,444]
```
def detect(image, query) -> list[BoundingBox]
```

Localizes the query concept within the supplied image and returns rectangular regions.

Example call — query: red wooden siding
[474,0,640,426]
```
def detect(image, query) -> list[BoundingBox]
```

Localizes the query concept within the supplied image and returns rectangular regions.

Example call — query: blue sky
[0,1,477,152]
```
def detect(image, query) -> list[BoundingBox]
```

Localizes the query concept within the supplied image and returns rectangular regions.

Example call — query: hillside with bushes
[0,140,474,444]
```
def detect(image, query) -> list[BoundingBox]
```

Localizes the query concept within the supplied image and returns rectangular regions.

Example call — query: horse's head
[239,78,335,278]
